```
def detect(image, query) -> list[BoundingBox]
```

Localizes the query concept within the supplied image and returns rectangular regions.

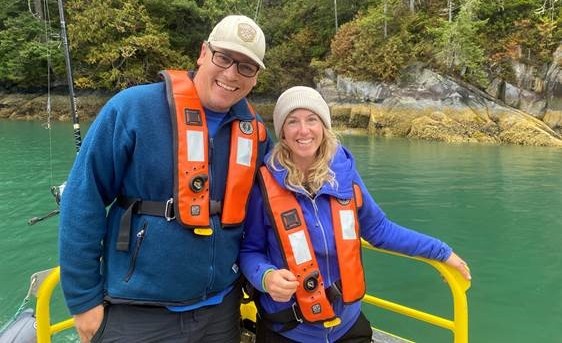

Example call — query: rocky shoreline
[0,92,110,122]
[318,67,562,147]
[0,91,277,122]
[2,63,561,147]
[2,89,561,147]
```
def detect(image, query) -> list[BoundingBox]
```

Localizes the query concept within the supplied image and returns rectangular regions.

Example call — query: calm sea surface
[1,120,561,342]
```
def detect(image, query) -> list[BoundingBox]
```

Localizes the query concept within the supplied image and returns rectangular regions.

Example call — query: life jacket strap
[257,301,303,332]
[257,281,344,331]
[326,280,343,301]
[115,195,222,251]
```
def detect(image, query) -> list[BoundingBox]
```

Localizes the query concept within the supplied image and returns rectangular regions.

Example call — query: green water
[1,120,561,342]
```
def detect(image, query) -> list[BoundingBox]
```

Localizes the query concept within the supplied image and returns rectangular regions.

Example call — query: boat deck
[372,327,413,342]
[240,326,413,342]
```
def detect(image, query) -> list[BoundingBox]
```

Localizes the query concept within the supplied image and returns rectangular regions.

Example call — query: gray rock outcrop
[318,65,562,147]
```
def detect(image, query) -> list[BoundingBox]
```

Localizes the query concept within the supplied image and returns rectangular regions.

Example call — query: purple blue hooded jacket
[240,145,452,342]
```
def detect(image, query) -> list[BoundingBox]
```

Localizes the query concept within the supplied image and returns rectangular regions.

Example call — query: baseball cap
[207,15,266,69]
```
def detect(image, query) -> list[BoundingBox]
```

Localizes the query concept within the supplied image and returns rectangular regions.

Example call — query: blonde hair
[268,126,340,195]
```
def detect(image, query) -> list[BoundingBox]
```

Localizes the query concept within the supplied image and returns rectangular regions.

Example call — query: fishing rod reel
[27,182,66,225]
[50,182,66,205]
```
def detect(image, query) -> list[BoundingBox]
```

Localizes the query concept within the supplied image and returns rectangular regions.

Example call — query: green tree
[430,0,488,86]
[143,0,268,68]
[533,0,561,62]
[252,0,369,95]
[327,0,414,82]
[142,0,207,60]
[0,0,26,30]
[2,0,556,94]
[255,28,318,95]
[66,0,190,90]
[0,11,64,89]
[142,0,245,61]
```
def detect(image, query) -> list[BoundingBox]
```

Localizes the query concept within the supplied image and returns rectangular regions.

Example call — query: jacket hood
[265,144,356,199]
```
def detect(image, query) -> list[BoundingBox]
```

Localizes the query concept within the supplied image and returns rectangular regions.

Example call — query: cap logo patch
[237,23,256,42]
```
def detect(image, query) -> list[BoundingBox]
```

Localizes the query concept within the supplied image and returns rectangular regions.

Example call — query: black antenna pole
[57,0,82,153]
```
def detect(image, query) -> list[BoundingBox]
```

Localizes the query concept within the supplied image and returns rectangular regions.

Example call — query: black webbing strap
[256,299,302,332]
[116,198,139,252]
[257,281,343,332]
[116,196,171,252]
[326,280,343,302]
[115,196,222,252]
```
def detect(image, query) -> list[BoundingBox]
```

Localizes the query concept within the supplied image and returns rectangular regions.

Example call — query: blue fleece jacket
[59,80,271,315]
[240,145,452,343]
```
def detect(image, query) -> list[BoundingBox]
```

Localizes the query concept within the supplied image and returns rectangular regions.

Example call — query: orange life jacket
[258,166,365,326]
[161,69,266,233]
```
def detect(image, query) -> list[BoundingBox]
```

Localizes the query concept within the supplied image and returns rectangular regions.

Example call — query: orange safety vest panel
[258,167,365,325]
[161,69,264,230]
[330,183,366,303]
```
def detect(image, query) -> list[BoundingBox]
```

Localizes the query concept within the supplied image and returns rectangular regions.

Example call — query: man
[59,15,271,342]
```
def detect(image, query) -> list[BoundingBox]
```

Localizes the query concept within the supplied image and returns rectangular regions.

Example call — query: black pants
[91,286,242,343]
[256,311,373,343]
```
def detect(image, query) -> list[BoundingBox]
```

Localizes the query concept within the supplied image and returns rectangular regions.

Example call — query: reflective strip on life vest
[258,167,336,324]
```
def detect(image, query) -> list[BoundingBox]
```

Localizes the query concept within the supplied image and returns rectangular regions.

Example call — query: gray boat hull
[0,309,36,343]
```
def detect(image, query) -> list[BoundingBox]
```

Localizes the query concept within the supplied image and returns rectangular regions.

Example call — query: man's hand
[264,269,299,302]
[73,304,104,343]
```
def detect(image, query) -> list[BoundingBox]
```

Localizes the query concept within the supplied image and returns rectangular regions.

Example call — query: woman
[240,86,471,343]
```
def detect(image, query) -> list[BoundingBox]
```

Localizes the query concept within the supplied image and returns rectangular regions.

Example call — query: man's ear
[196,42,207,66]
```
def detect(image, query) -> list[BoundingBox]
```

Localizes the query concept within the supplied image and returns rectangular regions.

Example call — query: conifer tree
[431,0,488,86]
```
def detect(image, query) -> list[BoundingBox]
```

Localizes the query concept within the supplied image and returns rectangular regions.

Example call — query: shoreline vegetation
[2,2,560,146]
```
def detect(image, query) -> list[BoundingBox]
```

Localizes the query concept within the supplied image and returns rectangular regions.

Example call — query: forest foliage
[0,0,560,95]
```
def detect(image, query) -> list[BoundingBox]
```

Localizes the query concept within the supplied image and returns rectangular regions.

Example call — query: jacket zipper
[207,137,215,296]
[124,222,147,282]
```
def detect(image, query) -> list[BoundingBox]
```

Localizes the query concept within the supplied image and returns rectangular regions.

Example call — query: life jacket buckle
[164,198,175,221]
[323,317,341,328]
[194,228,213,236]
[291,302,304,324]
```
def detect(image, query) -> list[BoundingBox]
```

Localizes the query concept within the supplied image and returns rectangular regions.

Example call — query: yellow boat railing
[35,242,470,342]
[35,266,74,342]
[360,240,471,343]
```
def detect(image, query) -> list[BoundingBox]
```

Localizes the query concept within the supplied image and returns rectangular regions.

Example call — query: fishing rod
[57,0,82,153]
[28,0,82,225]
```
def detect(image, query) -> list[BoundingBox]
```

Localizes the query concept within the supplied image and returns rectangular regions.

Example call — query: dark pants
[91,286,242,343]
[256,311,373,343]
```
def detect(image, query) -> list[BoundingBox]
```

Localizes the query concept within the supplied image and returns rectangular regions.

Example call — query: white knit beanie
[273,86,331,138]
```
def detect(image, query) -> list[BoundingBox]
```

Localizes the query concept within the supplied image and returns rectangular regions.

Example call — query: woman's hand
[264,269,299,302]
[445,252,472,280]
